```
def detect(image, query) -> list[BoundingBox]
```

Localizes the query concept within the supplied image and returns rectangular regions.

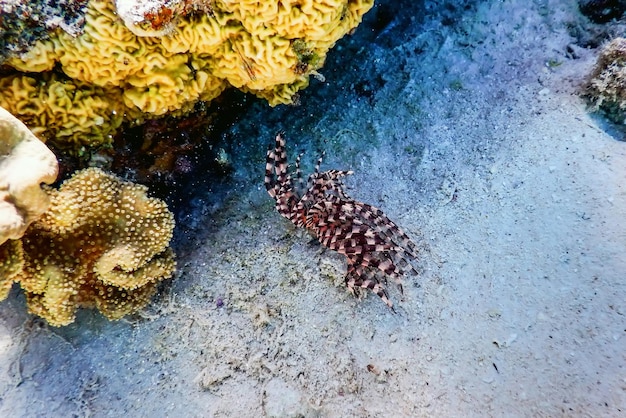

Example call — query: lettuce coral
[2,167,176,326]
[0,73,131,147]
[0,0,374,149]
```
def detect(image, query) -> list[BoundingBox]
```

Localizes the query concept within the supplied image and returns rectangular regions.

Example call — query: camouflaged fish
[265,133,418,310]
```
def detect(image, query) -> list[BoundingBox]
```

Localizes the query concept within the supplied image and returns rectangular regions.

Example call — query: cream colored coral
[0,240,23,300]
[16,167,176,326]
[0,106,58,245]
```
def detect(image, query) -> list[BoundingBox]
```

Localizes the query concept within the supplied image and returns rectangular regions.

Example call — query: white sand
[0,0,625,416]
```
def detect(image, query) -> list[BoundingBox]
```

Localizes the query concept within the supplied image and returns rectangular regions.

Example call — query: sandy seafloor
[1,0,625,416]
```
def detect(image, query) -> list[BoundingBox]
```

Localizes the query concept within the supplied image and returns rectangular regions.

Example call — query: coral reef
[578,0,625,24]
[0,167,176,326]
[105,101,234,194]
[265,134,418,309]
[0,106,59,246]
[584,37,626,125]
[0,0,87,63]
[0,0,374,149]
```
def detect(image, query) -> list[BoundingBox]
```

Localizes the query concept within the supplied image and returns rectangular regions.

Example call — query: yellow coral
[0,0,373,149]
[14,167,176,326]
[585,37,626,124]
[0,73,131,146]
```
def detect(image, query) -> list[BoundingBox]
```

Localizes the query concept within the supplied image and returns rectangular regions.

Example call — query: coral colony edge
[265,133,418,310]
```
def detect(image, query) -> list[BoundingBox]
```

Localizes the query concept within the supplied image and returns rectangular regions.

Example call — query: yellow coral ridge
[0,240,24,300]
[0,105,58,244]
[14,167,176,326]
[0,0,373,149]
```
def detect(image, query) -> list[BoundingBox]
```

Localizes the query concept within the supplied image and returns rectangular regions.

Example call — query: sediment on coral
[0,240,24,300]
[1,167,176,326]
[0,0,374,150]
[0,0,87,64]
[584,37,626,125]
[0,105,59,246]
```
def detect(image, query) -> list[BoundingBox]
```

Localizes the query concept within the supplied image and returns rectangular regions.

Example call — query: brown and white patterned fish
[265,133,418,310]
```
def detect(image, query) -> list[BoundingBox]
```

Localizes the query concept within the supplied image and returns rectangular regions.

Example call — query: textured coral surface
[585,37,626,124]
[0,106,58,245]
[0,167,176,326]
[0,0,373,149]
[0,1,625,416]
[0,240,23,300]
[265,134,418,308]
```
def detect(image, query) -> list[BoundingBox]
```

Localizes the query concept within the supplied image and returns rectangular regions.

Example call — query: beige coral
[0,106,58,245]
[13,167,176,326]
